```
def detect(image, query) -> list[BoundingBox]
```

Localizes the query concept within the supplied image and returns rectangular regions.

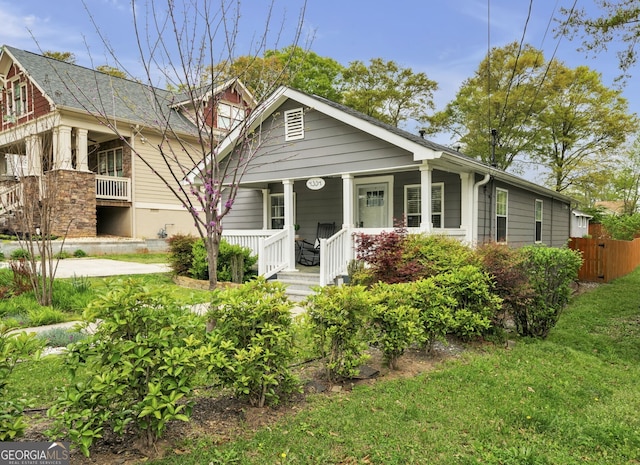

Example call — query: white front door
[357,182,389,228]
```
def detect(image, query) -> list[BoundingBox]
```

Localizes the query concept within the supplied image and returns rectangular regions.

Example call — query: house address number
[306,177,325,190]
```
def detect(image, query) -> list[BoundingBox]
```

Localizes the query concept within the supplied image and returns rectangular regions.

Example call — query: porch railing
[0,184,21,214]
[222,230,275,257]
[96,175,131,201]
[258,228,289,280]
[320,228,352,286]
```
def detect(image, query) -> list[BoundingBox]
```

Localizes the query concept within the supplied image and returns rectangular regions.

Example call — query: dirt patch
[21,339,466,464]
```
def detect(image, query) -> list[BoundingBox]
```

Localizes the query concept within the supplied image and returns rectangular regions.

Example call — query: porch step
[273,271,321,303]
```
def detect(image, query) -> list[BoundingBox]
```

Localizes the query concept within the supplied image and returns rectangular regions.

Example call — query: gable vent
[284,108,304,141]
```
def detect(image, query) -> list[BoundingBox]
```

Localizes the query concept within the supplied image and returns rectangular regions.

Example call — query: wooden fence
[569,237,640,283]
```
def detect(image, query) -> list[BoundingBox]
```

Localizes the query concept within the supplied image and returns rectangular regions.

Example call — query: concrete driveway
[0,258,171,278]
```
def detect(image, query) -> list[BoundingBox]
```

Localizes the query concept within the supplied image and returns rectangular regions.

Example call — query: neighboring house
[0,45,255,238]
[570,210,592,237]
[187,86,574,285]
[594,200,626,216]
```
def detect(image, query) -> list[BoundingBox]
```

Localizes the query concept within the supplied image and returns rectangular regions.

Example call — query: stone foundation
[47,170,97,237]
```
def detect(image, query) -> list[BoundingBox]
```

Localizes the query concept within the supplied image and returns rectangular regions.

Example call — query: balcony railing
[96,175,131,201]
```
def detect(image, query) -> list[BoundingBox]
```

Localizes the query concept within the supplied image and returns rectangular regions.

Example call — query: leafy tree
[42,51,76,63]
[602,138,640,214]
[95,65,128,79]
[559,0,640,80]
[534,61,637,192]
[426,42,548,170]
[341,58,438,128]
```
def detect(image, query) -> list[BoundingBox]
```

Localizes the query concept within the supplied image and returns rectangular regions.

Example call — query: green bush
[47,279,208,456]
[167,234,198,276]
[54,251,72,259]
[429,265,500,340]
[369,282,422,369]
[26,307,68,327]
[191,239,256,283]
[402,234,478,276]
[72,249,87,258]
[205,279,299,407]
[10,249,30,260]
[0,326,45,440]
[600,213,640,240]
[407,279,457,350]
[305,285,373,381]
[516,246,583,338]
[51,277,94,313]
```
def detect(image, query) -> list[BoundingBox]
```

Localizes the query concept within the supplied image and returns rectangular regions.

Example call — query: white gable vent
[284,108,304,141]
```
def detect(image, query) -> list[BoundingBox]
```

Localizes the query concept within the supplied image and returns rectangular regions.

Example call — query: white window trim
[404,182,444,228]
[496,188,508,243]
[284,108,304,141]
[268,192,296,229]
[5,78,31,120]
[217,102,245,130]
[535,199,543,243]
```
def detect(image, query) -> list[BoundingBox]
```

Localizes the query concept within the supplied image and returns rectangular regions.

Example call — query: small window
[535,200,543,242]
[270,193,285,229]
[496,188,508,243]
[404,183,444,228]
[284,108,304,141]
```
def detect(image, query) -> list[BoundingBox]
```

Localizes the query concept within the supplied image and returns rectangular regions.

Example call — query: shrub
[54,251,72,259]
[205,279,299,407]
[72,249,87,258]
[600,213,640,240]
[0,250,4,261]
[10,249,30,260]
[305,285,373,381]
[516,246,583,338]
[429,265,500,340]
[26,307,68,327]
[191,239,257,283]
[402,233,477,277]
[408,279,457,350]
[167,234,198,276]
[52,277,94,313]
[477,243,535,331]
[369,282,422,369]
[47,279,207,456]
[0,326,45,440]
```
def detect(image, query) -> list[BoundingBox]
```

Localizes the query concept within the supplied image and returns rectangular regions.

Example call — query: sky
[1,0,638,154]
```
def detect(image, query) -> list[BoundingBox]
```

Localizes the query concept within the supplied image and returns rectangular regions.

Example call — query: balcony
[96,175,130,201]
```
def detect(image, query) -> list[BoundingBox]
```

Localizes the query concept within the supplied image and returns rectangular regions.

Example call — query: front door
[357,183,389,228]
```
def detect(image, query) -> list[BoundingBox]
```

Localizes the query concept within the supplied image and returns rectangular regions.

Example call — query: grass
[148,270,640,465]
[94,252,169,264]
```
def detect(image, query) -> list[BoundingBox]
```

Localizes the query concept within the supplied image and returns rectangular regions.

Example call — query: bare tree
[39,0,307,289]
[0,131,71,306]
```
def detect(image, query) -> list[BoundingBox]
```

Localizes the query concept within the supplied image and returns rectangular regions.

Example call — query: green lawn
[149,270,640,465]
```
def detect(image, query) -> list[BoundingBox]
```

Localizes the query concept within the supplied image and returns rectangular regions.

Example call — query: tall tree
[534,61,637,192]
[559,0,640,79]
[62,0,307,289]
[96,65,128,79]
[341,58,438,128]
[426,42,548,170]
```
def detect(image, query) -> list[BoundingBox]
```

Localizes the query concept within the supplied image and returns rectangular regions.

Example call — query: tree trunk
[205,233,221,290]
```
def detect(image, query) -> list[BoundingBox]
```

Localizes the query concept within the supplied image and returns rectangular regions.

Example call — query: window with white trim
[535,199,543,242]
[270,193,285,229]
[404,183,444,228]
[97,148,123,177]
[496,188,508,242]
[5,80,28,119]
[217,103,245,130]
[284,108,304,141]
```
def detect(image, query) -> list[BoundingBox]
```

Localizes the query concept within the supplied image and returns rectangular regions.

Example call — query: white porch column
[53,125,73,170]
[25,135,42,176]
[460,172,474,243]
[420,164,433,233]
[341,174,355,229]
[283,179,296,271]
[76,128,89,171]
[261,188,269,229]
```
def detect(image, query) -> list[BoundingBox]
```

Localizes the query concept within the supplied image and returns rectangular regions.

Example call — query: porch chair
[298,222,336,266]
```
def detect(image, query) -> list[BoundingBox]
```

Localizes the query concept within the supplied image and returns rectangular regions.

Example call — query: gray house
[191,86,573,285]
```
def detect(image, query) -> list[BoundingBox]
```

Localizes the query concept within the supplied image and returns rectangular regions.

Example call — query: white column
[25,135,42,176]
[460,172,474,243]
[283,179,296,271]
[54,125,73,170]
[420,164,433,233]
[76,128,89,171]
[341,174,355,229]
[262,188,269,229]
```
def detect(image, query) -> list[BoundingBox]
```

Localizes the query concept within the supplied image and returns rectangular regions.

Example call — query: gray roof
[3,45,196,134]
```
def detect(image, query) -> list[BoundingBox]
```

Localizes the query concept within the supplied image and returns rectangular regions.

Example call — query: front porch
[222,226,467,287]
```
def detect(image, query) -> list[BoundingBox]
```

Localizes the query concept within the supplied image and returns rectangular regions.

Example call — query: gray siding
[293,178,343,240]
[222,188,263,229]
[235,100,418,183]
[477,180,570,247]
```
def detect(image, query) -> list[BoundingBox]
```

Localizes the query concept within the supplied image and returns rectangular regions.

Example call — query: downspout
[472,173,491,245]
